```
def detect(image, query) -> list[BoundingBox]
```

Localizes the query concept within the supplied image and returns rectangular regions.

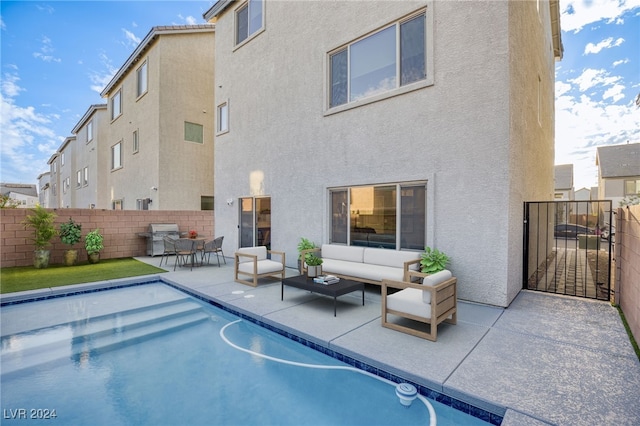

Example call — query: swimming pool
[1,283,493,425]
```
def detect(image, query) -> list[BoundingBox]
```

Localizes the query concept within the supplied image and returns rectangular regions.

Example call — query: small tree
[0,194,20,209]
[22,205,58,250]
[85,229,104,255]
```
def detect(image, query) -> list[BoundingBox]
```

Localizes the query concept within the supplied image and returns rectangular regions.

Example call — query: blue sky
[1,0,639,191]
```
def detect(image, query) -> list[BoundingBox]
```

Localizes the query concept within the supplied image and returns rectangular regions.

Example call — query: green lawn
[0,258,167,294]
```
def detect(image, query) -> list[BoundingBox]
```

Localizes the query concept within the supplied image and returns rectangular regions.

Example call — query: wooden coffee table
[281,275,365,316]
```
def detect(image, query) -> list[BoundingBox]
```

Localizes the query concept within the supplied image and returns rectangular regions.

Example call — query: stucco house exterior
[204,0,562,307]
[0,183,38,208]
[596,142,640,207]
[99,25,216,210]
[554,164,574,200]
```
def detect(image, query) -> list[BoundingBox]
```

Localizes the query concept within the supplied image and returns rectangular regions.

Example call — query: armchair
[234,246,286,287]
[381,270,457,341]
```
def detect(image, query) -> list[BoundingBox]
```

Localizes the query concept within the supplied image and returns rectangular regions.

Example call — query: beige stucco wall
[212,0,556,307]
[105,30,215,211]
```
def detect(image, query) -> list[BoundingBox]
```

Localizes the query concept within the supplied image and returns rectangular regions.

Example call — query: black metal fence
[523,200,613,300]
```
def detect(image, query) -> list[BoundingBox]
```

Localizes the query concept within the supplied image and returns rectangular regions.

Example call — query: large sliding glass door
[239,197,271,249]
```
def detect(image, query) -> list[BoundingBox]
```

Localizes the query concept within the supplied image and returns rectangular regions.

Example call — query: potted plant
[306,254,323,278]
[21,205,58,268]
[420,246,450,274]
[85,228,104,264]
[188,229,198,239]
[297,237,317,272]
[59,217,82,266]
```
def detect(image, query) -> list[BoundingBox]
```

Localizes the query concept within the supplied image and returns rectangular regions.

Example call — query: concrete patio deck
[3,255,639,425]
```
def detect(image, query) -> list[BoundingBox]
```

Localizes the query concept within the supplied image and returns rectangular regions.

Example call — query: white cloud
[602,84,626,102]
[569,68,621,92]
[561,0,640,33]
[612,58,630,67]
[33,35,61,63]
[583,37,624,55]
[0,71,60,183]
[122,28,142,49]
[88,51,118,94]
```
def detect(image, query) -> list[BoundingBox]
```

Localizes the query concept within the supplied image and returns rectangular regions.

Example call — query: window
[136,60,148,98]
[61,152,65,166]
[184,122,204,144]
[83,167,88,186]
[87,120,93,143]
[235,0,263,45]
[76,170,82,188]
[52,162,57,174]
[136,198,150,210]
[63,177,70,194]
[329,182,426,250]
[112,199,123,210]
[329,11,427,108]
[201,196,214,210]
[133,130,139,153]
[111,142,122,170]
[52,183,57,196]
[217,102,229,134]
[625,179,640,195]
[111,89,122,120]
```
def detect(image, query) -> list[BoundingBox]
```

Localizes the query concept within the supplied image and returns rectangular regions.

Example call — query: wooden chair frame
[234,249,286,287]
[381,276,457,341]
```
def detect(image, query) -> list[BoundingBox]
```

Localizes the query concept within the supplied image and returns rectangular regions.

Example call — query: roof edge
[203,0,234,22]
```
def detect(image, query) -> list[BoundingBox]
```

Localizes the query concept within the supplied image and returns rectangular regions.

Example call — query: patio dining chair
[202,236,226,266]
[174,238,197,271]
[159,235,178,267]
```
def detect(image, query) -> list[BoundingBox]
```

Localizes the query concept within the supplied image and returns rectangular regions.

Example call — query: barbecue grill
[138,223,182,256]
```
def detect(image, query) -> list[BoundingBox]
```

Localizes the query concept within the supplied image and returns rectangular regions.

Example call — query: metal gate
[523,200,613,300]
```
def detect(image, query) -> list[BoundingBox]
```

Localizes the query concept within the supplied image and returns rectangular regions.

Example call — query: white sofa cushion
[236,246,267,262]
[363,248,420,270]
[322,259,406,282]
[422,270,453,304]
[321,244,364,263]
[387,288,429,319]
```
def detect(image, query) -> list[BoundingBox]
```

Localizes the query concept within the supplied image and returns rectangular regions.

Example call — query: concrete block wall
[616,205,640,345]
[0,208,214,268]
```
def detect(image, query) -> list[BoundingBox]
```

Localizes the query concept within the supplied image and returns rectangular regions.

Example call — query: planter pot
[87,252,101,264]
[307,265,322,278]
[63,249,79,266]
[33,250,51,269]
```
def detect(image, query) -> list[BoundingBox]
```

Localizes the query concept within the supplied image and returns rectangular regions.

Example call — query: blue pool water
[1,283,491,425]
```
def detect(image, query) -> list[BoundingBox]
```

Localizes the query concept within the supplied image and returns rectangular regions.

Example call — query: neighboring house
[46,152,60,209]
[70,104,108,209]
[204,0,562,307]
[37,172,51,207]
[554,164,574,200]
[99,25,216,210]
[57,137,76,209]
[0,183,39,208]
[596,142,640,207]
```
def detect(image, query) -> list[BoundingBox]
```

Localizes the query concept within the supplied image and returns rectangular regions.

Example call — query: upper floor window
[61,152,65,166]
[184,122,204,144]
[83,167,88,186]
[625,179,640,195]
[52,162,57,174]
[111,89,122,121]
[217,101,229,134]
[329,11,427,109]
[136,60,148,98]
[111,141,122,170]
[235,0,263,46]
[76,170,82,188]
[133,129,139,153]
[87,120,93,143]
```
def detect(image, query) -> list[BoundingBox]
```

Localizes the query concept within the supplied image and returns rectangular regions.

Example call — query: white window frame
[234,0,264,48]
[76,170,82,188]
[111,141,122,170]
[136,60,148,98]
[83,167,88,186]
[61,152,65,166]
[133,129,139,153]
[217,101,229,135]
[325,6,434,115]
[111,89,122,121]
[87,120,93,143]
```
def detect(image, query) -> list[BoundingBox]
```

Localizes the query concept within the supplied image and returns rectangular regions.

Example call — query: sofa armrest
[403,258,422,281]
[382,277,457,299]
[299,247,321,273]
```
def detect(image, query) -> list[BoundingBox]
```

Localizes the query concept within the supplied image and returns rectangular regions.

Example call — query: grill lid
[148,223,180,233]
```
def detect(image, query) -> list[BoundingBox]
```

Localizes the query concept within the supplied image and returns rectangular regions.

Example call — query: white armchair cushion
[422,270,453,304]
[236,246,267,262]
[237,259,283,275]
[387,288,429,319]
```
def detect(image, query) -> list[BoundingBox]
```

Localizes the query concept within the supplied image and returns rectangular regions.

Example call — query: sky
[1,0,639,191]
